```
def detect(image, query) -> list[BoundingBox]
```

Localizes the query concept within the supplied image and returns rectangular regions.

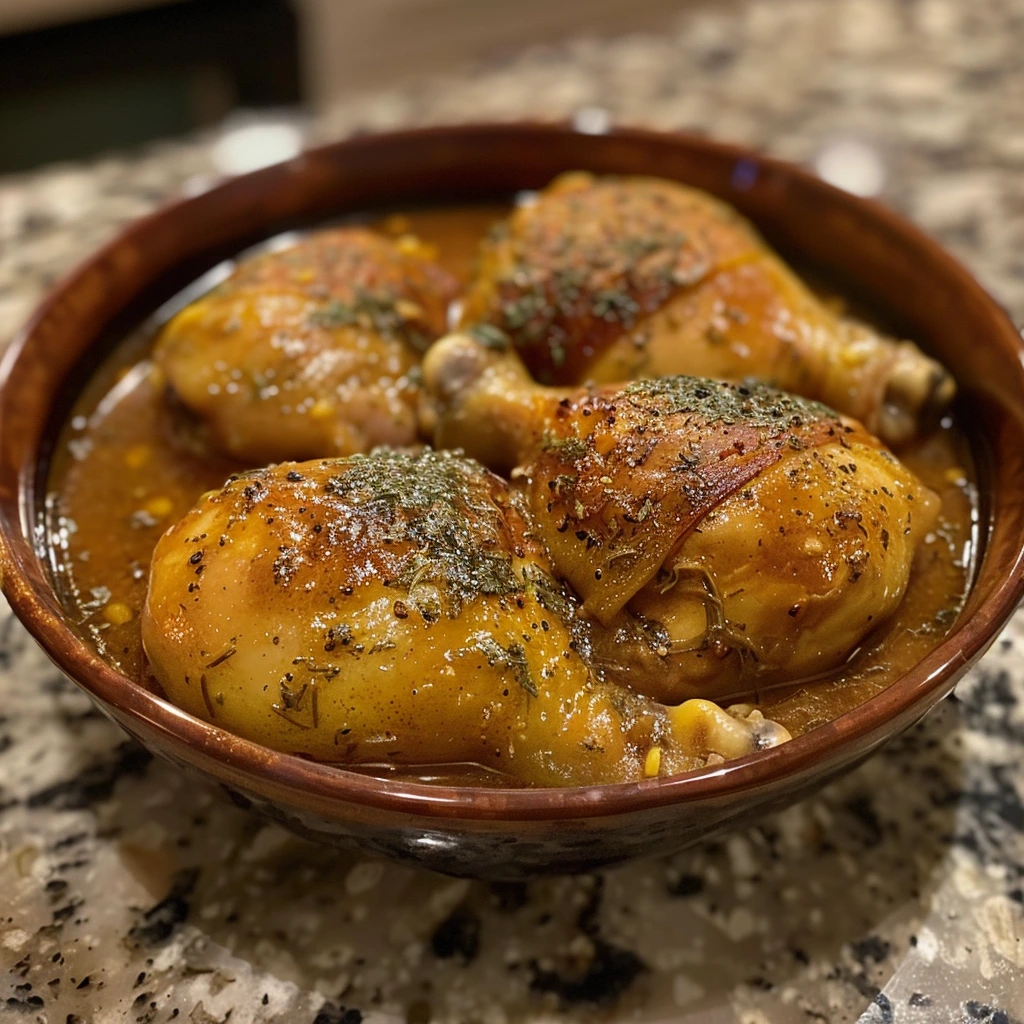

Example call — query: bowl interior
[2,123,1024,823]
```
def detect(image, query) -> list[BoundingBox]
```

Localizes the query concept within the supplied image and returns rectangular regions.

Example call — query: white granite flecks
[3,0,1024,1021]
[2,608,1022,1023]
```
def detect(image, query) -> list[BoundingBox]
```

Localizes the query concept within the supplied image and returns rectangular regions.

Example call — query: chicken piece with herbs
[461,173,953,446]
[424,332,940,703]
[142,450,788,785]
[154,228,459,463]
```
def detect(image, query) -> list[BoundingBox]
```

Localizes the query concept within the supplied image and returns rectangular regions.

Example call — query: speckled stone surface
[2,0,1024,1020]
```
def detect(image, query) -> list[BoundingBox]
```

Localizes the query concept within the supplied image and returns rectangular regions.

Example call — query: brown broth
[44,203,979,773]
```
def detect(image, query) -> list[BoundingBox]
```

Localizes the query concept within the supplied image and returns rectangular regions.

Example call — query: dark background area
[0,0,302,173]
[0,0,696,175]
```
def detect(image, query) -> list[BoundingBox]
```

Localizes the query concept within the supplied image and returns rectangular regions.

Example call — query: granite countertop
[2,0,1024,1021]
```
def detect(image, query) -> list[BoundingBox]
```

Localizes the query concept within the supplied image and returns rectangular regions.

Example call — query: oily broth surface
[45,203,978,777]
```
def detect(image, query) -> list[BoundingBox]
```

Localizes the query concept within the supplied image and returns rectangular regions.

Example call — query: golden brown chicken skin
[153,228,460,463]
[142,450,790,785]
[461,173,953,446]
[424,333,940,703]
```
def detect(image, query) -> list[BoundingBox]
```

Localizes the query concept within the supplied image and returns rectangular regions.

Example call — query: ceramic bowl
[2,123,1023,879]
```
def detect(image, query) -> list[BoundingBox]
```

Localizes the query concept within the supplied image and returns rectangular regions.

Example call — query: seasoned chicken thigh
[142,450,789,784]
[461,173,953,445]
[424,333,940,703]
[154,228,459,462]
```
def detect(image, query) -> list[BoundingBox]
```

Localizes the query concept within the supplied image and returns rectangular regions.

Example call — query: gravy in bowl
[44,193,977,787]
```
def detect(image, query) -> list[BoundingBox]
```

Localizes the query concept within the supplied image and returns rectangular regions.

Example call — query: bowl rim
[2,120,1023,822]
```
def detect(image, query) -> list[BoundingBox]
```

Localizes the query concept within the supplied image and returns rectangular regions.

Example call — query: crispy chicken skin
[142,450,790,785]
[423,333,940,703]
[153,228,460,463]
[461,173,954,446]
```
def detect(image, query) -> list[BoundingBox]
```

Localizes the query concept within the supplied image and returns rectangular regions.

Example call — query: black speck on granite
[26,742,152,811]
[963,1002,1019,1024]
[312,1005,362,1024]
[666,872,705,897]
[850,936,892,965]
[871,992,894,1024]
[128,869,199,946]
[430,905,481,963]
[529,876,648,1007]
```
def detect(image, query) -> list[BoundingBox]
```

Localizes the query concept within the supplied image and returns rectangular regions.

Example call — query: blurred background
[0,0,693,173]
[1,0,1021,340]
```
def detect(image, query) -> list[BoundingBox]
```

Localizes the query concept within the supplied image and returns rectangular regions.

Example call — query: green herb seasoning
[622,376,839,429]
[326,449,528,612]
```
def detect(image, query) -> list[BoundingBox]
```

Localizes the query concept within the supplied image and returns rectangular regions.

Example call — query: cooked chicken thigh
[424,333,940,703]
[461,173,953,445]
[154,228,459,463]
[142,450,789,784]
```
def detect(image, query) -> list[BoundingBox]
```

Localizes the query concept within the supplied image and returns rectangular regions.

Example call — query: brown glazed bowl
[2,124,1023,879]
